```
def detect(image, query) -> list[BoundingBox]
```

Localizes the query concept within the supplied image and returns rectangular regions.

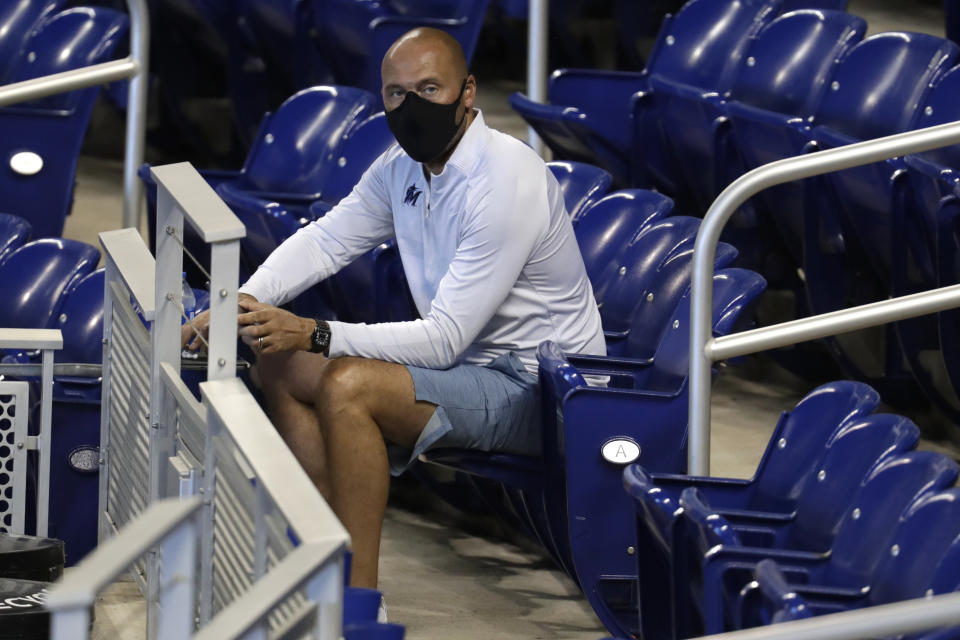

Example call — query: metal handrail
[688,118,960,475]
[46,497,202,639]
[693,591,960,640]
[0,0,149,230]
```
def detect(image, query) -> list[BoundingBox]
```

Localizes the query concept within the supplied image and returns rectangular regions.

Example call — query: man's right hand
[181,292,258,350]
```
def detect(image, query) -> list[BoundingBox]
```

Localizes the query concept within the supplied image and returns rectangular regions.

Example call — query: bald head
[382,27,468,81]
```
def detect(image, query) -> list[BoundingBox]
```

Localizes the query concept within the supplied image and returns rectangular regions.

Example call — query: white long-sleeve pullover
[239,111,606,373]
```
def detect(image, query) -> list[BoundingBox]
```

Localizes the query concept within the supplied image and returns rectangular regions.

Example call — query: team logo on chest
[403,183,422,206]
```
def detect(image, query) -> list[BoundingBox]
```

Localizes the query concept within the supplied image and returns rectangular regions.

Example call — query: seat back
[748,380,881,511]
[244,86,377,193]
[912,64,960,167]
[575,189,674,289]
[0,0,62,82]
[642,267,766,393]
[730,9,866,117]
[594,216,701,330]
[0,239,99,329]
[0,214,33,267]
[56,268,105,363]
[813,32,959,139]
[320,112,395,205]
[647,0,779,93]
[786,413,920,551]
[6,7,129,112]
[823,451,959,589]
[619,232,738,359]
[869,488,960,606]
[546,161,613,222]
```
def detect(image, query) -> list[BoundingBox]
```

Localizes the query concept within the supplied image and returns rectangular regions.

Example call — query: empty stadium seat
[799,32,958,403]
[574,189,674,288]
[590,216,738,356]
[699,451,959,634]
[0,214,33,267]
[0,7,129,238]
[0,238,99,330]
[899,64,960,421]
[650,9,866,216]
[547,161,612,221]
[742,486,960,632]
[56,268,105,364]
[140,85,378,284]
[623,380,881,638]
[0,0,62,82]
[510,0,780,186]
[313,0,490,94]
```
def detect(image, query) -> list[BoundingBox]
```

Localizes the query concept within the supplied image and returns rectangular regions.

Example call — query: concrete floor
[50,0,957,638]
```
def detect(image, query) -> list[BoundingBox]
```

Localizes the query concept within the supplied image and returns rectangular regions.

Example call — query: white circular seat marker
[10,152,43,176]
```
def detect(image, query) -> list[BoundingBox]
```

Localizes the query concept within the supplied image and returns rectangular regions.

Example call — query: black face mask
[385,79,467,164]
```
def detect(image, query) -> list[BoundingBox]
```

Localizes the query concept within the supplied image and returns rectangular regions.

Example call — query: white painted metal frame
[0,381,30,535]
[46,497,202,640]
[0,329,62,536]
[196,377,349,639]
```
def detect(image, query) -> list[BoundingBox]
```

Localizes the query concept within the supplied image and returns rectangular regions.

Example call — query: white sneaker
[377,597,388,623]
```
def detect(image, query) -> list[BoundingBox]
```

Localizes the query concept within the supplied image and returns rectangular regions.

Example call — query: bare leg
[257,352,435,589]
[315,357,435,589]
[256,351,335,498]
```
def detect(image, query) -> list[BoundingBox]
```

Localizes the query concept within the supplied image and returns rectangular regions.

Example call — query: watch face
[312,321,331,353]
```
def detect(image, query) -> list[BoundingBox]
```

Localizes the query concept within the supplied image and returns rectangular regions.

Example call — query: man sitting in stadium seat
[183,27,605,594]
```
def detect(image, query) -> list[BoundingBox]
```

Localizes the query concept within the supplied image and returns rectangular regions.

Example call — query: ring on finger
[258,336,264,351]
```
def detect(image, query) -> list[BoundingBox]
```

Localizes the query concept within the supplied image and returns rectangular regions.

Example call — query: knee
[317,357,371,418]
[255,351,297,396]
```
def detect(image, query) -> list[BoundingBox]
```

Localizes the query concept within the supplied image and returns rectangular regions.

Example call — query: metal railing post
[527,0,549,156]
[124,0,150,230]
[688,118,960,475]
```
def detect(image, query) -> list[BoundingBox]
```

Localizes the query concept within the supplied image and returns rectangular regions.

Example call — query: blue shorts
[388,352,541,476]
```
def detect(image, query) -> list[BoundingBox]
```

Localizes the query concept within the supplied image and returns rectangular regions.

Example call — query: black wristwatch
[310,319,331,356]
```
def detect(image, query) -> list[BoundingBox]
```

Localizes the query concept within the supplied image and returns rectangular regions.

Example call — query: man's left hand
[237,298,316,355]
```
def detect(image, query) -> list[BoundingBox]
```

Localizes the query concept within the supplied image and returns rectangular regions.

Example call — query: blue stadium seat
[510,0,780,186]
[140,85,378,285]
[56,268,105,364]
[546,161,613,221]
[675,413,921,634]
[743,486,960,631]
[649,9,866,215]
[574,189,674,287]
[317,112,395,205]
[623,380,881,638]
[0,0,62,82]
[0,7,128,238]
[707,451,959,632]
[801,32,957,404]
[593,216,738,356]
[312,0,490,94]
[0,214,33,267]
[899,65,960,422]
[0,239,99,330]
